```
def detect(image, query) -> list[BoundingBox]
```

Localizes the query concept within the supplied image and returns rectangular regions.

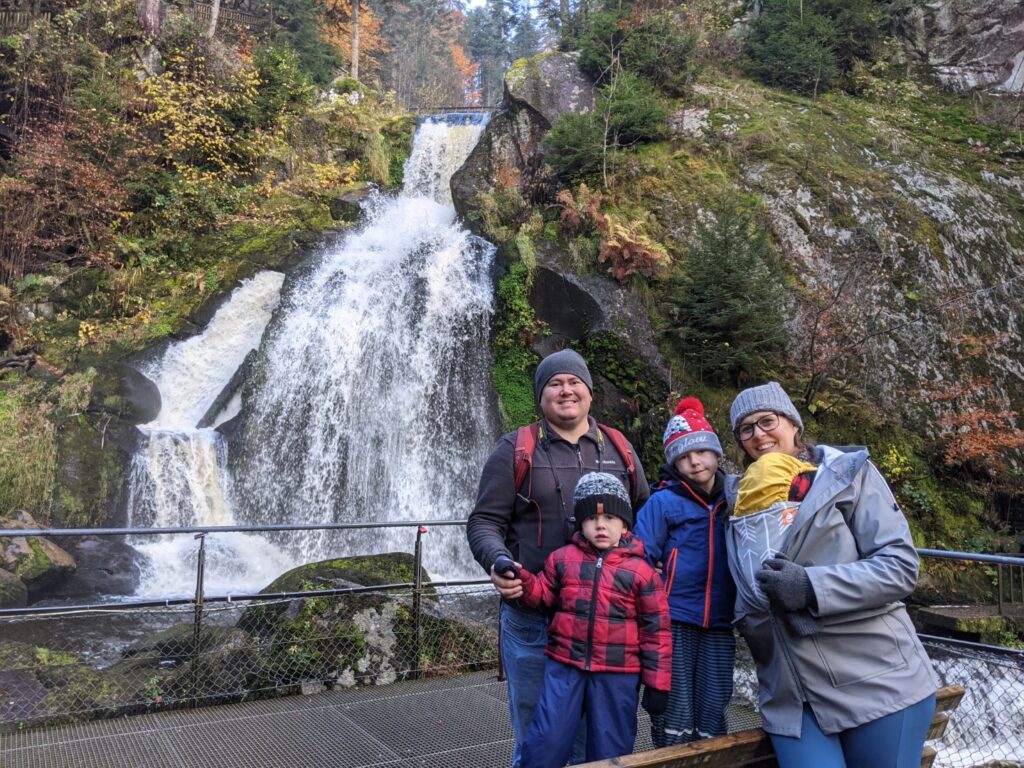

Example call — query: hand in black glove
[492,555,520,579]
[780,609,820,637]
[641,687,669,717]
[755,554,815,612]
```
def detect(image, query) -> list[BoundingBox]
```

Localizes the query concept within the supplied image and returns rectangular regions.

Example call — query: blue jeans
[500,603,585,767]
[769,694,937,768]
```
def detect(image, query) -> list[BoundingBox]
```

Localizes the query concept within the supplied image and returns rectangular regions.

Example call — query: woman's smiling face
[736,410,802,460]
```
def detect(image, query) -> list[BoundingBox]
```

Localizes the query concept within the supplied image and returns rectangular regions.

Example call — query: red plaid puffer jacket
[519,531,672,691]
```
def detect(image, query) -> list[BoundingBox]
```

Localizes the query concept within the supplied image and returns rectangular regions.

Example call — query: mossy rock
[0,514,77,595]
[0,640,119,729]
[107,624,259,710]
[0,567,27,608]
[236,555,497,690]
[260,552,428,593]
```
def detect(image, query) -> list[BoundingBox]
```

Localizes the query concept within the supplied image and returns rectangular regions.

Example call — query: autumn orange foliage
[320,0,386,78]
[915,332,1024,472]
[0,114,129,286]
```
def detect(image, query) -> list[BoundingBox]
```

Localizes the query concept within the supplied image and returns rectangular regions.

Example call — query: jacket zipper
[703,500,725,628]
[584,554,604,670]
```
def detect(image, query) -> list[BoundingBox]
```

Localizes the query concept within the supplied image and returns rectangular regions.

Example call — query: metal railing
[0,524,1022,768]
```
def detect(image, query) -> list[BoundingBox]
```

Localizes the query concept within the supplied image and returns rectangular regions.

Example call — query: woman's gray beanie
[730,382,804,433]
[534,349,593,401]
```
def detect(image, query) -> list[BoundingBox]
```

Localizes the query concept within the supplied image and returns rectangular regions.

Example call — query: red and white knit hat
[663,397,723,464]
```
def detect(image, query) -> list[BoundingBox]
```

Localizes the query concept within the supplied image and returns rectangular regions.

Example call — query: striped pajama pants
[650,622,735,747]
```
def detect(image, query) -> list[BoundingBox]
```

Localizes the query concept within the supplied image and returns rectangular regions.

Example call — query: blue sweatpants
[520,659,640,768]
[501,603,585,768]
[769,694,937,768]
[650,622,735,747]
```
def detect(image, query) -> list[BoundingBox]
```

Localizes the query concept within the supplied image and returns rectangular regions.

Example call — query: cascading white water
[127,272,293,596]
[930,651,1024,767]
[128,114,498,594]
[231,114,498,579]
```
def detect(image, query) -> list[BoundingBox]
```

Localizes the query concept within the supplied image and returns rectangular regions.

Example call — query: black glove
[641,687,669,717]
[780,609,820,638]
[755,554,815,612]
[492,555,520,579]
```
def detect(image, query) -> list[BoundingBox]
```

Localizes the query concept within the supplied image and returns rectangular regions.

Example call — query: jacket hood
[725,445,868,510]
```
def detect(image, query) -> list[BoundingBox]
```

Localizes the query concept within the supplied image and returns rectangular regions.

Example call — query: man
[467,348,650,767]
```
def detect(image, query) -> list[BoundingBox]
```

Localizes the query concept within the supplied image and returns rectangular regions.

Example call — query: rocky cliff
[452,47,1024,481]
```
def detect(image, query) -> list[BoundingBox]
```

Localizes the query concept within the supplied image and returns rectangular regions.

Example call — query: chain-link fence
[1,524,1022,768]
[0,581,499,730]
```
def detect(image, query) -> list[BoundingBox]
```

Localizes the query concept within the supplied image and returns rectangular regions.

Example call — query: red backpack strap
[597,423,639,506]
[513,422,542,496]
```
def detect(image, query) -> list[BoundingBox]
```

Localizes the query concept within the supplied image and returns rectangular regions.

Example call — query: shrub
[544,71,667,185]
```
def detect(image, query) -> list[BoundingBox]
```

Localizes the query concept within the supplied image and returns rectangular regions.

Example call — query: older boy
[634,397,736,746]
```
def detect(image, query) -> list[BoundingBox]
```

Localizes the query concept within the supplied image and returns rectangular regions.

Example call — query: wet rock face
[451,51,596,231]
[45,537,141,599]
[0,568,28,608]
[899,0,1024,94]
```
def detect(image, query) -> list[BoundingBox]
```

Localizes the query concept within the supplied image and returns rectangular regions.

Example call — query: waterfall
[231,113,497,579]
[127,272,292,596]
[128,113,498,595]
[930,650,1024,767]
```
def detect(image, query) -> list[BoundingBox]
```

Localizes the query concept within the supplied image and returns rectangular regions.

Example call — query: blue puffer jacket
[634,466,734,629]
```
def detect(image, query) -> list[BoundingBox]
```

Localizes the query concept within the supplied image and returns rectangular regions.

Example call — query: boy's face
[581,511,625,551]
[674,449,719,493]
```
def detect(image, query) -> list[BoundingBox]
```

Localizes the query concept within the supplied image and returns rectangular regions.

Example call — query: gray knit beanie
[534,349,593,402]
[730,382,804,435]
[573,472,633,530]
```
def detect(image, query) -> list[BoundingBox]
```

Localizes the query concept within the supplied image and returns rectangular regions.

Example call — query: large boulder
[45,536,141,599]
[0,513,76,596]
[451,50,596,232]
[0,567,27,608]
[107,624,259,710]
[0,640,121,727]
[238,553,497,690]
[897,0,1024,94]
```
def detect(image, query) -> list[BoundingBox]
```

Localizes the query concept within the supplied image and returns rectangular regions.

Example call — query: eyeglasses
[735,413,780,441]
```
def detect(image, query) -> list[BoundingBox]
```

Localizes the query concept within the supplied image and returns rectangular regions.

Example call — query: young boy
[494,472,671,768]
[634,397,736,747]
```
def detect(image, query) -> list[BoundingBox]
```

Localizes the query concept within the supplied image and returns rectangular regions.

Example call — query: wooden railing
[0,8,48,32]
[186,2,269,33]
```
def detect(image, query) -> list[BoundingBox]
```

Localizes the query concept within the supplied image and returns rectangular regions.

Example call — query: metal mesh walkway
[0,669,764,768]
[0,671,515,768]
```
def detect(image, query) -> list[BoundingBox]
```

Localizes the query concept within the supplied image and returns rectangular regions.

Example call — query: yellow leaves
[77,320,101,347]
[141,51,268,179]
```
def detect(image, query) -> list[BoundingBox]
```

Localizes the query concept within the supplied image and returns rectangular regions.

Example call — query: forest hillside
[0,0,1022,574]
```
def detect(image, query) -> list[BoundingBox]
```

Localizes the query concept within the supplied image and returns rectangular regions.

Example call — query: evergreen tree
[666,201,790,386]
[744,0,839,96]
[466,1,510,105]
[510,1,542,62]
[270,0,343,85]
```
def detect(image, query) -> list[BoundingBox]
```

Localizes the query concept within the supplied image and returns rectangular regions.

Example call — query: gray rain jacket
[726,445,939,737]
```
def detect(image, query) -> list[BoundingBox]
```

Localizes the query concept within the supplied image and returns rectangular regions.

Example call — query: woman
[726,382,939,768]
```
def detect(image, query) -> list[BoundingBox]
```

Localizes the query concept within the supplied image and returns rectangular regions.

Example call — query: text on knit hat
[663,396,723,464]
